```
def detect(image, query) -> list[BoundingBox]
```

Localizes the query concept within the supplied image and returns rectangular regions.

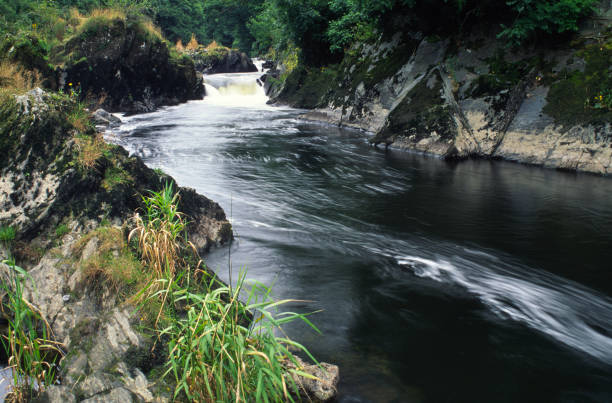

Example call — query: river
[109,69,612,402]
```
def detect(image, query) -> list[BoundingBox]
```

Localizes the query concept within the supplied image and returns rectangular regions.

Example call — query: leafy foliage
[498,0,597,45]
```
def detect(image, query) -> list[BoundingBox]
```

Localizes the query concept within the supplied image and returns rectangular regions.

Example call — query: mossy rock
[373,70,456,144]
[544,38,612,128]
[275,65,339,109]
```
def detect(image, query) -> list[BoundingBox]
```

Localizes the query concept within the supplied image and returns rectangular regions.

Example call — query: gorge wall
[268,3,612,175]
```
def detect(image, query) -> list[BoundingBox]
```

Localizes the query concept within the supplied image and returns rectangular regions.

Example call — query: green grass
[0,262,62,401]
[127,184,320,401]
[0,226,16,243]
[143,270,319,402]
[55,224,69,238]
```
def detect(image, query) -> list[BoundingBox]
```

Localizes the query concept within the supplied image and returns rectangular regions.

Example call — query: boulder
[92,109,121,128]
[285,356,339,402]
[188,47,258,75]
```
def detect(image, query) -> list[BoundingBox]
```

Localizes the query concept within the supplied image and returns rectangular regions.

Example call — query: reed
[0,263,62,402]
[129,182,188,280]
[151,271,319,402]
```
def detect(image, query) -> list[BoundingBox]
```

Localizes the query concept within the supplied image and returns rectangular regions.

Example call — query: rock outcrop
[56,17,204,114]
[270,3,612,175]
[187,46,258,75]
[0,88,231,251]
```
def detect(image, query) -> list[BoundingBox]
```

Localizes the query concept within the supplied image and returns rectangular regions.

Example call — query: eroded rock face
[0,90,232,250]
[60,18,204,114]
[281,24,612,175]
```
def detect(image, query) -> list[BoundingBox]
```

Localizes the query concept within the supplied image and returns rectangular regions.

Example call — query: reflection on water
[110,72,612,402]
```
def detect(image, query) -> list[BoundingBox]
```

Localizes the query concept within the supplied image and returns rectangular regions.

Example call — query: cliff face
[270,4,612,175]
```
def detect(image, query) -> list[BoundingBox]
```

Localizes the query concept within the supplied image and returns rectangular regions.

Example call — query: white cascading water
[202,59,269,107]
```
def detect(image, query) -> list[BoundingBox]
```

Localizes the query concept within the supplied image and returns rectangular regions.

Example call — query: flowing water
[109,69,612,402]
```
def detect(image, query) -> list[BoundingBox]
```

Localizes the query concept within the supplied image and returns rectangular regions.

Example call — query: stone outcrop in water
[0,88,233,401]
[56,17,204,114]
[269,3,612,175]
[187,45,258,75]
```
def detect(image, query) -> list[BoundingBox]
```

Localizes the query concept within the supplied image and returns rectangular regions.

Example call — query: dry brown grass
[88,8,126,21]
[142,19,164,40]
[175,39,184,52]
[205,40,222,51]
[186,33,199,51]
[129,212,184,279]
[74,133,108,170]
[0,61,42,95]
[128,184,192,282]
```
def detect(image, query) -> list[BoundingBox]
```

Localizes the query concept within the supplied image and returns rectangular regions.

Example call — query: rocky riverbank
[267,2,612,175]
[0,88,339,401]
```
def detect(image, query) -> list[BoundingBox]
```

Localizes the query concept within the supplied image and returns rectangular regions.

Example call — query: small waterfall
[203,71,268,107]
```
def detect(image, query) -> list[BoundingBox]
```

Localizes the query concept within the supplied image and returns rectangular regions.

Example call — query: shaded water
[110,72,612,402]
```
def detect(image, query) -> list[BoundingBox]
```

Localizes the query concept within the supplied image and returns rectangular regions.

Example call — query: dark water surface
[112,77,612,402]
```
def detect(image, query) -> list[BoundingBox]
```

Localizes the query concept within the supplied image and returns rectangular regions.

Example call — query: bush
[498,0,598,45]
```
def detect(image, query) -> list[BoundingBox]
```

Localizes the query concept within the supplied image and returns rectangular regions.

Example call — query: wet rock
[288,28,612,175]
[261,60,275,70]
[92,109,121,128]
[286,356,339,402]
[0,90,232,243]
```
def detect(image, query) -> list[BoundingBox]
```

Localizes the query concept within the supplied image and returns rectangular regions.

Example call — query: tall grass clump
[0,226,16,246]
[129,182,188,280]
[0,61,42,96]
[0,226,16,258]
[151,271,319,402]
[0,264,62,401]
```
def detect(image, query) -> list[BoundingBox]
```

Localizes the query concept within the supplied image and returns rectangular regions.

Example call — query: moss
[101,166,133,191]
[544,37,612,128]
[277,65,340,109]
[0,92,75,173]
[364,40,418,87]
[467,53,539,98]
[373,72,455,144]
[55,224,70,238]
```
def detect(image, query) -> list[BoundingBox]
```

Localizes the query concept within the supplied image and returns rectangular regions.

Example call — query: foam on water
[396,254,612,364]
[203,72,268,108]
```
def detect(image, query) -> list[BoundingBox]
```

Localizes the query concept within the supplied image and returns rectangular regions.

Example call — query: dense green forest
[0,0,599,65]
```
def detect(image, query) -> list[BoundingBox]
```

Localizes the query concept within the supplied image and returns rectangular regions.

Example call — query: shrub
[185,33,199,51]
[498,0,598,45]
